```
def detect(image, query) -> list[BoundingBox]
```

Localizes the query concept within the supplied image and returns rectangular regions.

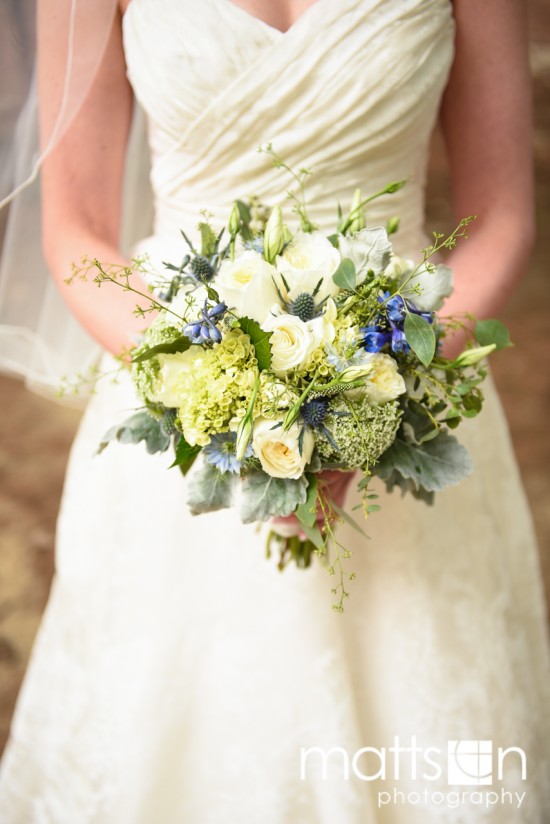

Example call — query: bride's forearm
[45,229,158,357]
[439,212,534,357]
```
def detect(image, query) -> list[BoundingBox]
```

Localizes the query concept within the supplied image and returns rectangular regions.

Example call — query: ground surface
[1,3,549,753]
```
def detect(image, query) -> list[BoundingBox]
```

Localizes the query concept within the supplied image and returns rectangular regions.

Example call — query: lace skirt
[1,355,549,823]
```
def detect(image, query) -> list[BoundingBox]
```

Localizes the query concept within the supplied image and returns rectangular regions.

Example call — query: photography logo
[447,740,493,786]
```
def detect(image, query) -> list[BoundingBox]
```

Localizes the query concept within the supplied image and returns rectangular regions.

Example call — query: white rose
[338,227,393,284]
[307,297,337,348]
[252,417,314,479]
[216,250,280,323]
[362,353,406,404]
[262,310,321,375]
[148,349,198,407]
[276,231,341,303]
[398,262,453,311]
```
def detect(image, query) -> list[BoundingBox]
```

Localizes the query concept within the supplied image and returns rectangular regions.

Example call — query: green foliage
[404,313,436,366]
[374,431,473,493]
[330,499,367,536]
[237,316,272,370]
[295,473,318,528]
[332,258,356,291]
[198,221,218,258]
[170,436,201,475]
[474,319,512,350]
[131,335,191,364]
[98,410,170,455]
[236,199,252,224]
[240,471,308,523]
[186,462,236,514]
[401,399,441,444]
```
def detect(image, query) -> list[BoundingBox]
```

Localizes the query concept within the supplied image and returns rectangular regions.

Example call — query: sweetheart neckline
[124,0,330,38]
[221,0,328,36]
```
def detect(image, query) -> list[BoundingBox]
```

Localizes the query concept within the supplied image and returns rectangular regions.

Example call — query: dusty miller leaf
[98,410,170,455]
[240,471,308,523]
[374,431,473,493]
[186,462,236,514]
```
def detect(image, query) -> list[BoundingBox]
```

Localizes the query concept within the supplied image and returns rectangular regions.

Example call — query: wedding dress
[1,0,549,822]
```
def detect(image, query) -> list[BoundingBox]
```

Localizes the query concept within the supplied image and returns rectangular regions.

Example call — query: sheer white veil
[0,0,153,406]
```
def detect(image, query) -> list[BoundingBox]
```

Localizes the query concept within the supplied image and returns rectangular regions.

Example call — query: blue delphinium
[360,292,433,355]
[184,300,227,345]
[203,432,253,474]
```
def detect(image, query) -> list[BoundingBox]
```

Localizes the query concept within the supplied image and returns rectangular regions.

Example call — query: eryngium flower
[314,396,402,469]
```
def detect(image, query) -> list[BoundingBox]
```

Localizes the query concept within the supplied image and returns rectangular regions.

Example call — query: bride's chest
[122,0,454,141]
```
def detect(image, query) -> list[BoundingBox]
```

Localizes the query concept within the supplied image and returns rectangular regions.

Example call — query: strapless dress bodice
[122,0,454,257]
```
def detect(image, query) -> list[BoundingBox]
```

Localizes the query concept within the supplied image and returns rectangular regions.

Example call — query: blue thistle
[301,397,330,427]
[300,396,339,452]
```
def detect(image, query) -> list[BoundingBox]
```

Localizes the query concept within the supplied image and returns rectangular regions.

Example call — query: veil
[0,0,153,406]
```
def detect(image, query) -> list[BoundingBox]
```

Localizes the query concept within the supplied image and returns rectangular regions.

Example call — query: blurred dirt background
[1,2,549,753]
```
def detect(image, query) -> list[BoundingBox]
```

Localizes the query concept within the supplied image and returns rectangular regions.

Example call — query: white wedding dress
[1,0,549,821]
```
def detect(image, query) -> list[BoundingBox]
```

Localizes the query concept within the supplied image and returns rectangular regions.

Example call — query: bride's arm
[440,0,534,354]
[39,3,154,356]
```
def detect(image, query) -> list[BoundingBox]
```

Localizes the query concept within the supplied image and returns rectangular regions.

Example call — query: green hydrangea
[315,395,402,469]
[177,329,259,446]
[295,314,360,382]
[131,311,182,403]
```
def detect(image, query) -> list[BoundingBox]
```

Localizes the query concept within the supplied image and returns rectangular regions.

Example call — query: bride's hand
[271,470,356,538]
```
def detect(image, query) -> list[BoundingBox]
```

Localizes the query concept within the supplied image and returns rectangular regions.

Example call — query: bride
[1,0,549,821]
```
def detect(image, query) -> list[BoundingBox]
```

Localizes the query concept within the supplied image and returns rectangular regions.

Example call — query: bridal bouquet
[72,149,509,610]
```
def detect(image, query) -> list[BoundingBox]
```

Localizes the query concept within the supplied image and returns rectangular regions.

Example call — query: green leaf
[236,199,252,224]
[374,431,473,493]
[198,221,218,257]
[238,316,272,371]
[378,470,436,505]
[98,410,170,455]
[132,335,191,364]
[475,319,512,350]
[295,473,318,528]
[401,400,438,445]
[330,499,367,536]
[170,436,201,475]
[297,519,326,551]
[404,313,436,367]
[186,462,237,514]
[332,258,356,291]
[240,471,308,523]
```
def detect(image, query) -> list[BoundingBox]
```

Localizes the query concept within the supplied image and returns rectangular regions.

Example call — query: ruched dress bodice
[123,0,454,256]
